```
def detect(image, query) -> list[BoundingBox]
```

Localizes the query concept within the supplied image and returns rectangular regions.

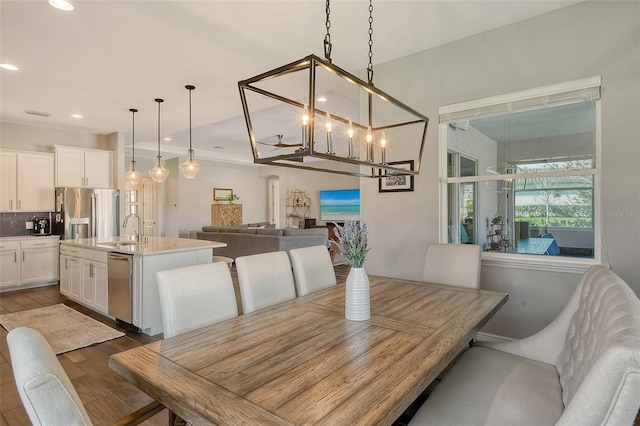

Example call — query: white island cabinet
[59,237,225,336]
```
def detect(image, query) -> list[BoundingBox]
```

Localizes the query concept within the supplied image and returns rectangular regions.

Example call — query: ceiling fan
[257,134,302,150]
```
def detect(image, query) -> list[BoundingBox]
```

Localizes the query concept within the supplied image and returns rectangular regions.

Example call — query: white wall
[362,1,640,338]
[0,121,108,152]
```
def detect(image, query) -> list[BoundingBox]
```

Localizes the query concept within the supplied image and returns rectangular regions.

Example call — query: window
[439,77,601,268]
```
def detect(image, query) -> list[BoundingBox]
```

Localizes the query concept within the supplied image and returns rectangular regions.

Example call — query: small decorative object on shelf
[286,189,310,227]
[332,218,370,321]
[487,214,511,252]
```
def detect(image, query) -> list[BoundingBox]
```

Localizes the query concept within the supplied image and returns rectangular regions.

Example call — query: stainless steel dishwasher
[108,252,133,324]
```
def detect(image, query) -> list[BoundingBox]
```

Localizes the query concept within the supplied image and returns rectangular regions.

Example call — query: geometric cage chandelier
[238,0,428,178]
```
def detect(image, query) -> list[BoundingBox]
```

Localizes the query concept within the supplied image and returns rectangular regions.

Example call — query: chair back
[555,265,640,425]
[290,245,337,296]
[236,251,296,314]
[422,243,481,289]
[156,262,238,338]
[7,327,93,425]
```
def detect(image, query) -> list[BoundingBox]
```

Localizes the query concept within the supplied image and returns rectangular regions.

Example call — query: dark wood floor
[0,264,352,426]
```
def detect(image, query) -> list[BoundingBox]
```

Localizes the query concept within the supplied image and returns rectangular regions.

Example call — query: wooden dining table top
[109,275,508,426]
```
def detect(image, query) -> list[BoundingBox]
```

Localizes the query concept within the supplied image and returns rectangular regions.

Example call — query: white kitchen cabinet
[69,257,82,300]
[0,151,16,211]
[55,145,112,188]
[21,238,59,284]
[59,244,81,297]
[0,241,20,288]
[0,150,54,212]
[79,248,109,315]
[0,236,60,291]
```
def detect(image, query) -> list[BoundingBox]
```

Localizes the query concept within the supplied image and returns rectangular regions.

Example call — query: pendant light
[179,84,201,179]
[125,108,142,185]
[149,98,169,183]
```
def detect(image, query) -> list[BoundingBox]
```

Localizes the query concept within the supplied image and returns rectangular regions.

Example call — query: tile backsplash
[0,212,53,237]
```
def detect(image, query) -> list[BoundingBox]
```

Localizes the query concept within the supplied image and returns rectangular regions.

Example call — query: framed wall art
[213,188,233,201]
[378,160,414,193]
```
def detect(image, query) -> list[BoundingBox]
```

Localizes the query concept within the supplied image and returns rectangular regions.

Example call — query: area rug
[0,304,124,354]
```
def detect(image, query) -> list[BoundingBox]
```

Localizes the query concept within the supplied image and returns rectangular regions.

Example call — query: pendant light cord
[155,98,163,157]
[186,85,195,150]
[367,0,374,85]
[129,108,137,161]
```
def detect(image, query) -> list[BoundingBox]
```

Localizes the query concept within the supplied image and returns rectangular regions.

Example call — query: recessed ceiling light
[317,97,327,102]
[0,64,19,71]
[164,137,172,141]
[71,114,83,118]
[49,0,74,11]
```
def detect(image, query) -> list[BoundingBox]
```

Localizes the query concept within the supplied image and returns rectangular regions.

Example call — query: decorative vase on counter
[345,267,370,321]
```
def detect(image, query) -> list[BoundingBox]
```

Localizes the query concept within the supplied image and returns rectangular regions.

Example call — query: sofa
[409,265,640,425]
[196,224,329,260]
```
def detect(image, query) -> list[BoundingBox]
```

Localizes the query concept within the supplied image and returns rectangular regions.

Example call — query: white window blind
[439,77,601,124]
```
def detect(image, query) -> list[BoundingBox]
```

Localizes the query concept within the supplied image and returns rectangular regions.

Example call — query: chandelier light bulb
[301,105,310,149]
[366,126,373,162]
[325,113,334,154]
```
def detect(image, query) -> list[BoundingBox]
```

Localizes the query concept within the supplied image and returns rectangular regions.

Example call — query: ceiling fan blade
[277,142,303,147]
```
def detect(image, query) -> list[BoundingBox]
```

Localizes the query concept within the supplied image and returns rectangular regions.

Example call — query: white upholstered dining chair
[422,243,481,289]
[156,261,238,339]
[7,326,162,426]
[290,245,337,296]
[235,251,296,314]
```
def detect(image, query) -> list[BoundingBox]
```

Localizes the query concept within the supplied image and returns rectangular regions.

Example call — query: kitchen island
[60,237,226,336]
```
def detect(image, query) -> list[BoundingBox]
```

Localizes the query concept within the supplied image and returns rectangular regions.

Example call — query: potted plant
[333,218,370,321]
[491,215,504,225]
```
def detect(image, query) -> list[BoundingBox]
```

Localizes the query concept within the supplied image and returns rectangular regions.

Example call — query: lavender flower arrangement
[333,218,370,268]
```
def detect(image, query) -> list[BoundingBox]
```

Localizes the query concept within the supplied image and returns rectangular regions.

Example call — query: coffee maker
[32,217,51,236]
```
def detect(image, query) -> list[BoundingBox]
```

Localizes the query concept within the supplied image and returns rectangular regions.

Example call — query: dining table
[109,275,508,426]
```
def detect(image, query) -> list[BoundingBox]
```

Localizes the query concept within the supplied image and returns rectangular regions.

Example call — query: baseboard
[476,332,513,343]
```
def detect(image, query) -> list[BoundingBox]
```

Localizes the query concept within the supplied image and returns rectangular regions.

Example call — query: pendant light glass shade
[180,85,201,179]
[149,98,169,183]
[125,108,142,186]
[180,149,200,179]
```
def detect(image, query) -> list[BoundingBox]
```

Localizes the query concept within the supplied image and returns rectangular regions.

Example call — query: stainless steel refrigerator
[53,187,120,240]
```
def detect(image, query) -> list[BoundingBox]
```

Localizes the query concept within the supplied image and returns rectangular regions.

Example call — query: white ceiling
[1,0,582,163]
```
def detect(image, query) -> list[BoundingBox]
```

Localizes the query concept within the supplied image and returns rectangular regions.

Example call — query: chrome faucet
[122,213,144,242]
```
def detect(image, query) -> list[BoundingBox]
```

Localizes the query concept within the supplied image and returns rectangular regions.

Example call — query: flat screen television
[319,189,360,222]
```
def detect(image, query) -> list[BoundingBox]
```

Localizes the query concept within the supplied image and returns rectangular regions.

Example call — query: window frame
[438,77,602,274]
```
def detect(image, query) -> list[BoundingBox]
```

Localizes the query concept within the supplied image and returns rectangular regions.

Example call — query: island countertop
[60,236,226,256]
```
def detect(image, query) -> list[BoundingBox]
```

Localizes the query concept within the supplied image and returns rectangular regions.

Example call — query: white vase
[345,267,370,321]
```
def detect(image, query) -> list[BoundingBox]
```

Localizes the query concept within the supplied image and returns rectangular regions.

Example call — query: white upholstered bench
[409,265,640,425]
